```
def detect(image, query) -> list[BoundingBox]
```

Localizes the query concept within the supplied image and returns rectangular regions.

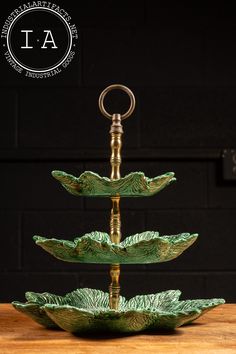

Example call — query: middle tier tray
[33,231,198,264]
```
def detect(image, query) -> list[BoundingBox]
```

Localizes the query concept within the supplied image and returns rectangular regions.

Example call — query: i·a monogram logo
[1,3,78,78]
[21,29,58,49]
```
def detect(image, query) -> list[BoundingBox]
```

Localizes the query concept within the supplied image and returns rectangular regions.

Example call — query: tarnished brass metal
[110,114,123,180]
[109,113,122,309]
[110,196,121,244]
[99,85,135,310]
[98,84,135,120]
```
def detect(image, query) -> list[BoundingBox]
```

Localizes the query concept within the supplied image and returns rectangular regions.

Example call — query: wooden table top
[0,304,235,354]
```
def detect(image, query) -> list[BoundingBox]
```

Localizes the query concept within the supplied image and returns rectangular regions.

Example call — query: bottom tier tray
[12,288,224,334]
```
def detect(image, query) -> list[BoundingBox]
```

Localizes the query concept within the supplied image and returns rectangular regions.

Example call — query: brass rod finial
[98,84,136,120]
[110,113,123,134]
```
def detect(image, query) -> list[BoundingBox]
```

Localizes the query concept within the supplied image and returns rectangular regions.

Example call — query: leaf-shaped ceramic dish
[33,231,198,264]
[12,288,225,333]
[51,170,176,197]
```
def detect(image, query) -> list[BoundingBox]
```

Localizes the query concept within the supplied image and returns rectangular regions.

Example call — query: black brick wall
[1,2,236,303]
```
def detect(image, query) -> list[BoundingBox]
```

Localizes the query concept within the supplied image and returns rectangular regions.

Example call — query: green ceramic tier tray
[51,170,176,197]
[12,288,225,333]
[33,231,198,264]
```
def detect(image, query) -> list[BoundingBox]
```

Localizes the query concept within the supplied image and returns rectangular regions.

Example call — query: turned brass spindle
[98,84,135,310]
[109,113,123,309]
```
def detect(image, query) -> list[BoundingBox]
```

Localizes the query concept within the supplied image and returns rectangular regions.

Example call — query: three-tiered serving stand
[13,84,224,334]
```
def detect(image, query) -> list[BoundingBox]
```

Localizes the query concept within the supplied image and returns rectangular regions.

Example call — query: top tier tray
[52,170,176,197]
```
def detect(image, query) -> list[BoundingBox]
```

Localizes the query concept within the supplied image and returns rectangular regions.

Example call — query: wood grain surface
[0,304,235,354]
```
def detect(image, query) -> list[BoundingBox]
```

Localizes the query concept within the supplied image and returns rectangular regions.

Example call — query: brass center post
[98,84,135,310]
[109,113,123,309]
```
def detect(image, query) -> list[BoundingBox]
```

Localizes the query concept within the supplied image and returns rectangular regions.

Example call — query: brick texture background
[1,2,236,303]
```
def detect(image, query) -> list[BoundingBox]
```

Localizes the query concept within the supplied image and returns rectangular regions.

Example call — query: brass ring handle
[98,84,136,120]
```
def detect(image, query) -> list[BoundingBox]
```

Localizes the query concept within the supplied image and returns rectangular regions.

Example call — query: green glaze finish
[12,292,60,328]
[33,231,198,264]
[12,288,225,333]
[51,170,176,197]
